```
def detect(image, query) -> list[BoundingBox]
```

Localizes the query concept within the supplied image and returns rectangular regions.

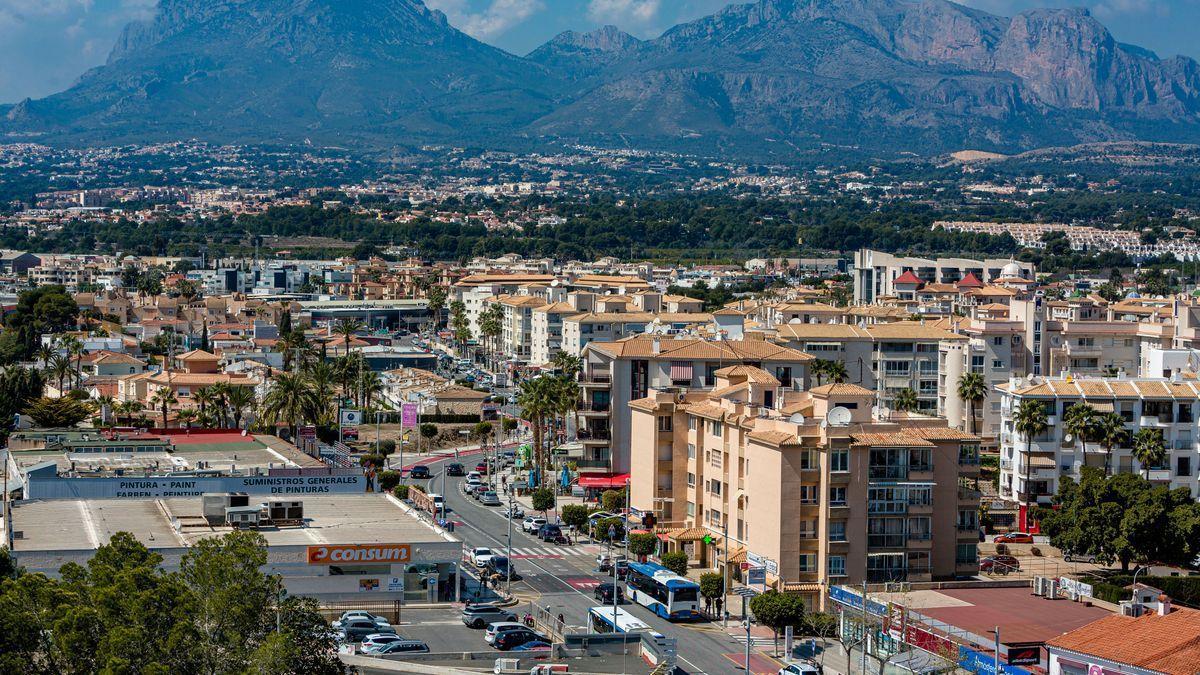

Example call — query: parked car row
[330,610,429,654]
[461,604,550,651]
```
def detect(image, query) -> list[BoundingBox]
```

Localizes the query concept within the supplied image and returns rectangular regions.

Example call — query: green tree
[518,377,555,472]
[823,360,848,384]
[419,422,438,440]
[1092,411,1128,475]
[1063,402,1096,459]
[0,285,79,363]
[660,551,689,577]
[627,533,658,559]
[1013,398,1049,512]
[531,487,555,514]
[749,590,807,656]
[699,572,724,609]
[478,303,504,372]
[594,517,625,542]
[150,387,178,428]
[426,285,448,330]
[560,504,589,531]
[892,387,918,413]
[1132,428,1167,479]
[23,396,92,428]
[601,488,627,514]
[224,385,256,430]
[261,372,320,441]
[450,300,471,346]
[956,372,987,435]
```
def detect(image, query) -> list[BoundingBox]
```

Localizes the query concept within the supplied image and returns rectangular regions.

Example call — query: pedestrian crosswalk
[730,634,777,648]
[506,546,585,558]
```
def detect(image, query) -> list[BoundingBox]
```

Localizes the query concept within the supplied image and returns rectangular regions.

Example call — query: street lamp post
[743,617,752,675]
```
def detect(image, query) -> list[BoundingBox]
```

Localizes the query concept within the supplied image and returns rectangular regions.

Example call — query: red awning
[578,473,630,488]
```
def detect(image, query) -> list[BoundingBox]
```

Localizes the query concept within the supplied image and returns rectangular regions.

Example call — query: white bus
[587,606,651,634]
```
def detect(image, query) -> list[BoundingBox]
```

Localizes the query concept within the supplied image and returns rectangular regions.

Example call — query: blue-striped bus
[623,561,702,621]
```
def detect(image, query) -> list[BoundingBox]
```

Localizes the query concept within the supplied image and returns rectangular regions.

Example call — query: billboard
[307,544,411,565]
[401,402,418,427]
[25,470,365,499]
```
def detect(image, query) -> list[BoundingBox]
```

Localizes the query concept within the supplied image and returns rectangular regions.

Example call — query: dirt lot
[347,422,486,453]
[977,541,1106,580]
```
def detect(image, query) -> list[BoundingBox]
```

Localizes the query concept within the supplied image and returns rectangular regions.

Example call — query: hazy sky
[0,0,1194,104]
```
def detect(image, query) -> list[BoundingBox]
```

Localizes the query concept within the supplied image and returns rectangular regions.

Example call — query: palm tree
[811,359,830,386]
[426,285,448,330]
[60,335,84,387]
[176,408,198,428]
[306,361,337,425]
[1092,411,1127,475]
[892,388,918,413]
[518,377,555,476]
[224,385,256,429]
[359,369,383,411]
[553,375,580,444]
[1132,428,1167,479]
[261,372,320,441]
[333,318,364,357]
[116,400,143,427]
[210,381,231,428]
[33,344,53,369]
[1013,399,1049,513]
[825,360,848,384]
[478,303,504,372]
[334,354,362,404]
[47,354,73,394]
[276,330,312,373]
[956,372,987,435]
[150,387,178,428]
[551,352,583,380]
[193,386,217,427]
[1063,402,1096,458]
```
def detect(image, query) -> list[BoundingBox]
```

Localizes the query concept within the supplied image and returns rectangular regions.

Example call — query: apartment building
[489,294,548,363]
[776,321,965,414]
[997,375,1200,516]
[854,249,1034,304]
[578,335,813,479]
[629,376,982,608]
[451,273,557,334]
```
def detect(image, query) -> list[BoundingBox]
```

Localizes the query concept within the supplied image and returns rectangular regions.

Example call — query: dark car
[593,582,626,604]
[408,465,431,480]
[340,620,396,643]
[485,556,518,580]
[446,463,465,476]
[375,640,430,654]
[538,524,562,542]
[495,629,545,651]
[461,605,518,629]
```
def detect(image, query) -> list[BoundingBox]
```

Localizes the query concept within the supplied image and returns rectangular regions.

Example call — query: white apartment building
[854,249,1035,304]
[998,376,1200,511]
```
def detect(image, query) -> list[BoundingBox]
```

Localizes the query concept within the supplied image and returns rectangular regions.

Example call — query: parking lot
[379,606,497,653]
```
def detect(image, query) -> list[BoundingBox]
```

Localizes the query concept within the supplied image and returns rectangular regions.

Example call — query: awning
[578,473,630,488]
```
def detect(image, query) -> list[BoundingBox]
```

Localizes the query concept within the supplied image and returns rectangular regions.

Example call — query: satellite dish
[826,406,852,427]
[789,412,806,425]
[1063,433,1073,443]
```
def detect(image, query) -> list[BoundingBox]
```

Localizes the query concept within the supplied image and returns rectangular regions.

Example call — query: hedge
[1084,574,1200,607]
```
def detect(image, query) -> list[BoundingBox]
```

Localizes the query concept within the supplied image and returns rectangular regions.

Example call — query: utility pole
[743,616,752,675]
[722,516,730,627]
[992,626,1001,675]
[860,582,869,675]
[506,490,514,592]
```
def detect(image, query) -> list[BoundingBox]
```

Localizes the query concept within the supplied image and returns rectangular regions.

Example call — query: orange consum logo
[306,544,411,564]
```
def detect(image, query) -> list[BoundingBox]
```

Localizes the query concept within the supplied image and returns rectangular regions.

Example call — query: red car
[475,462,489,474]
[979,555,1020,573]
[993,532,1034,544]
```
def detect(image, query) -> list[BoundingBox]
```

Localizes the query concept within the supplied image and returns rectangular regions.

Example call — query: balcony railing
[869,466,908,481]
[579,400,611,413]
[867,535,906,549]
[577,428,611,441]
[576,458,612,469]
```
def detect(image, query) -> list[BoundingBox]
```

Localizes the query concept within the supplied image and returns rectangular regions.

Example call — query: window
[688,417,697,431]
[970,355,985,372]
[829,521,847,542]
[799,449,818,470]
[687,472,696,487]
[831,447,849,472]
[1178,457,1192,478]
[798,554,816,573]
[829,555,846,577]
[829,486,847,506]
[993,336,1005,346]
[709,421,723,437]
[687,443,696,459]
[686,502,695,517]
[657,416,673,432]
[776,366,793,388]
[956,543,978,565]
[992,359,1004,369]
[709,479,722,496]
[799,485,818,504]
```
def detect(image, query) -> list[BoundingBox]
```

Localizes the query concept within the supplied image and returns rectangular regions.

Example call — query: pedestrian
[557,613,565,627]
[715,597,723,618]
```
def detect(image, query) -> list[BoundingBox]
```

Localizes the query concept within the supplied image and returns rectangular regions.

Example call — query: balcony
[577,427,611,442]
[1141,416,1171,427]
[579,400,611,415]
[581,372,611,387]
[868,535,906,549]
[869,466,908,481]
[958,487,982,501]
[576,458,612,470]
[1147,469,1172,482]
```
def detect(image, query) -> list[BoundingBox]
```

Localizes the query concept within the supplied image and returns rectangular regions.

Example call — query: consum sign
[306,544,411,565]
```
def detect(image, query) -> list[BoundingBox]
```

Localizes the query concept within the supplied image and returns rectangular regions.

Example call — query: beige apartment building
[629,373,982,608]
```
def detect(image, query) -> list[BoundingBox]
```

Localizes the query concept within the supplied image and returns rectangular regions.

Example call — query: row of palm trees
[517,352,583,475]
[1012,398,1168,507]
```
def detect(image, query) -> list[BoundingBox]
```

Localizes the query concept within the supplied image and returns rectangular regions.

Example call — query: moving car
[593,582,625,604]
[537,524,562,542]
[522,516,548,533]
[506,505,526,519]
[779,660,823,675]
[979,555,1021,573]
[360,633,407,653]
[485,556,517,580]
[374,640,430,654]
[470,547,495,567]
[446,463,465,476]
[461,605,518,629]
[596,553,627,573]
[332,611,390,630]
[480,491,502,506]
[408,465,431,480]
[484,622,528,645]
[994,532,1035,544]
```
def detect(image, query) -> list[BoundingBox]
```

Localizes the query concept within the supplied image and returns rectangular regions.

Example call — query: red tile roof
[1047,606,1200,674]
[894,270,923,285]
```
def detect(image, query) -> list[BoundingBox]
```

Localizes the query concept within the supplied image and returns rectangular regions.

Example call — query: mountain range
[3,0,1200,157]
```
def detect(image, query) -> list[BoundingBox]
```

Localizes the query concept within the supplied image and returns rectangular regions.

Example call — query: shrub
[377,470,400,491]
[699,572,724,601]
[419,423,437,439]
[392,485,410,500]
[601,488,627,514]
[628,533,658,558]
[359,453,385,468]
[561,504,589,531]
[660,551,689,576]
[378,439,396,456]
[502,417,518,433]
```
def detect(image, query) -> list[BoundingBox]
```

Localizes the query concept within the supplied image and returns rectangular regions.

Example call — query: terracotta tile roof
[147,372,256,386]
[588,336,812,362]
[864,322,966,341]
[851,433,935,447]
[714,365,780,385]
[668,527,711,542]
[1009,378,1200,400]
[176,349,219,361]
[455,273,555,286]
[809,383,874,397]
[894,271,922,285]
[904,426,980,441]
[1047,606,1200,675]
[747,429,803,446]
[708,382,749,399]
[683,403,727,420]
[777,324,870,340]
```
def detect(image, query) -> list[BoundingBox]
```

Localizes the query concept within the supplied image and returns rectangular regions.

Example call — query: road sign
[608,525,617,540]
[401,402,418,427]
[746,566,766,586]
[340,409,362,426]
[748,551,765,567]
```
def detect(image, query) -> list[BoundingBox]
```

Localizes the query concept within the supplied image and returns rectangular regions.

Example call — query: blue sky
[0,0,1194,104]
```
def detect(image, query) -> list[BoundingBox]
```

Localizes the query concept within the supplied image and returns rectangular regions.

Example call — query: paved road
[402,453,795,675]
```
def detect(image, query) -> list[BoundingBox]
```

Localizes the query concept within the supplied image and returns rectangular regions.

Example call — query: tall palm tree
[956,372,987,435]
[176,408,198,428]
[1132,428,1167,479]
[150,387,178,428]
[333,318,364,357]
[59,335,84,387]
[116,400,143,426]
[892,388,919,413]
[334,354,362,405]
[1063,402,1096,458]
[276,330,311,373]
[811,359,830,386]
[210,381,232,428]
[305,361,337,424]
[1013,398,1049,514]
[359,369,383,411]
[193,386,217,427]
[224,385,256,429]
[553,375,581,444]
[1092,411,1127,475]
[47,354,73,394]
[261,372,320,441]
[426,285,448,330]
[518,377,555,476]
[551,352,583,380]
[33,344,53,369]
[824,360,848,384]
[449,300,470,348]
[478,303,504,372]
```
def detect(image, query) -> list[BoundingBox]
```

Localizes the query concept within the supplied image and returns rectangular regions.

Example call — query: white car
[779,661,823,675]
[522,516,547,533]
[332,611,390,630]
[471,546,495,567]
[360,633,407,653]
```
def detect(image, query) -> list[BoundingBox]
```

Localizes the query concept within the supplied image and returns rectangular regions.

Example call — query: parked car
[470,547,495,567]
[480,491,502,506]
[375,640,430,654]
[779,660,823,675]
[506,505,526,519]
[360,633,407,653]
[1063,550,1099,564]
[408,465,431,480]
[614,559,630,580]
[537,524,563,542]
[493,628,545,650]
[994,532,1035,544]
[472,484,492,499]
[979,555,1021,573]
[596,552,627,572]
[511,640,552,652]
[332,611,390,630]
[446,463,465,476]
[340,620,396,643]
[522,516,548,533]
[475,462,489,474]
[485,622,529,645]
[461,605,518,629]
[594,582,625,604]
